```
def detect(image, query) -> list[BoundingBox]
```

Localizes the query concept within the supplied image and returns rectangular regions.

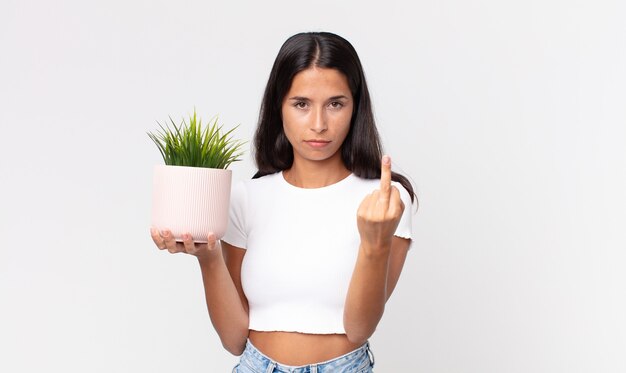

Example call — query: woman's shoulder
[234,171,282,194]
[246,171,282,186]
[351,175,413,204]
[229,172,282,212]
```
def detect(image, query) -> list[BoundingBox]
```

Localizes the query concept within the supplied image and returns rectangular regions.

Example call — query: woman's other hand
[150,228,220,261]
[356,155,405,256]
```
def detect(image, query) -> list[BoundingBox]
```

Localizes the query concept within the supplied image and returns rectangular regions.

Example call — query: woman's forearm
[197,250,249,355]
[343,244,390,345]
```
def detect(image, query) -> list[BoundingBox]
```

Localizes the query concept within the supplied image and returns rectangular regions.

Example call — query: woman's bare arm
[385,237,410,300]
[343,155,410,344]
[197,241,249,355]
[343,236,409,344]
[151,229,249,355]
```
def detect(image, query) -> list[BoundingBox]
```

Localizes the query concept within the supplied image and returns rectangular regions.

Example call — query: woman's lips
[305,140,331,148]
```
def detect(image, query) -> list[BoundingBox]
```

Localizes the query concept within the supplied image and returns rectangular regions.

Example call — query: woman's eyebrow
[287,96,310,101]
[287,95,350,101]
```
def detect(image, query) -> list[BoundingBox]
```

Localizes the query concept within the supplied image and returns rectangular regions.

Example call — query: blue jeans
[233,339,375,373]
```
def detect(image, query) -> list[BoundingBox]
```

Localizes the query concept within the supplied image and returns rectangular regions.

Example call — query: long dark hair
[253,31,417,204]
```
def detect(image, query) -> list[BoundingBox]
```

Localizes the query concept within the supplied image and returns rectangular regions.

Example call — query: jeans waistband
[239,339,374,373]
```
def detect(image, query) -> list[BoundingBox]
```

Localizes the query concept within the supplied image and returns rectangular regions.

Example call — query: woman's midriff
[248,330,363,366]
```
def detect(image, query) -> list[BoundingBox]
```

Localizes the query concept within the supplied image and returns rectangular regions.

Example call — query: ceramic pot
[151,165,231,243]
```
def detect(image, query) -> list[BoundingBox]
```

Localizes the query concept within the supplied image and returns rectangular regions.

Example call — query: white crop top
[221,171,413,334]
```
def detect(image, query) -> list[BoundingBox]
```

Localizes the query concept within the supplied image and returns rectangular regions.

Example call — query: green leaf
[147,109,246,169]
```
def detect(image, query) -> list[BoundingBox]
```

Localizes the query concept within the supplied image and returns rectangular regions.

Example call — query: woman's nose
[310,109,327,133]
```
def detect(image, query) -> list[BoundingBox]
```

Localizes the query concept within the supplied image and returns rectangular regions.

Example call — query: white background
[1,0,625,372]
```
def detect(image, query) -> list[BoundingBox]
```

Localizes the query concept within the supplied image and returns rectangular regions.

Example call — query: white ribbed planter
[151,165,232,243]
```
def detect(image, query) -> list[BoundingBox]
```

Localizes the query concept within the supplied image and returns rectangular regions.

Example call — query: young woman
[151,32,417,372]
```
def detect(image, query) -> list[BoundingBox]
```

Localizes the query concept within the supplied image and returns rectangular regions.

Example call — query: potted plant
[148,109,245,243]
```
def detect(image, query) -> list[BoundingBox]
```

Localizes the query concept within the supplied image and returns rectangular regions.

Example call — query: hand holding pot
[150,228,221,260]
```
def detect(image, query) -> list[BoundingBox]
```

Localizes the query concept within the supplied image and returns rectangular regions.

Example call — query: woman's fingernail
[383,155,390,165]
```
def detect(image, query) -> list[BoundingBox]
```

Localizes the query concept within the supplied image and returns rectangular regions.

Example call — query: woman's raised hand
[150,228,221,260]
[356,155,405,256]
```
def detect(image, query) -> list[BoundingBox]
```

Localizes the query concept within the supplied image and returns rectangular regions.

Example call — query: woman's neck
[283,156,350,189]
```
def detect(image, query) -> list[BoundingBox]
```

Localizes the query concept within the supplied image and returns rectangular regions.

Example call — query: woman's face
[281,67,353,166]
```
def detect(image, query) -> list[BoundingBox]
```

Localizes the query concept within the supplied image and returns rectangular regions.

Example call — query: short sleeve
[393,182,413,248]
[221,180,247,249]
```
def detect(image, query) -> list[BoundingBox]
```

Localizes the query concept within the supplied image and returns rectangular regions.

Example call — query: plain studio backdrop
[1,1,624,372]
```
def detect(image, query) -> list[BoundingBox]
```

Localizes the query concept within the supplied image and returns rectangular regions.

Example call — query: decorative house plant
[148,109,245,243]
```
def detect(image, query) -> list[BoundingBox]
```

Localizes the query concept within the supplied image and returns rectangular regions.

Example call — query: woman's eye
[329,101,344,109]
[294,102,308,109]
